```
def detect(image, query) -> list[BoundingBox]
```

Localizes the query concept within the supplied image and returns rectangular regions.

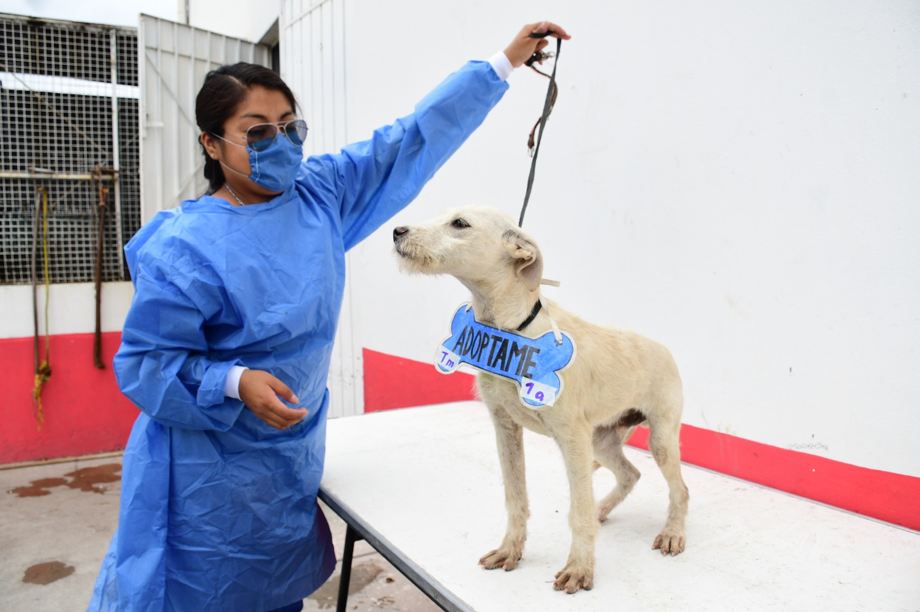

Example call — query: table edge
[318,485,476,612]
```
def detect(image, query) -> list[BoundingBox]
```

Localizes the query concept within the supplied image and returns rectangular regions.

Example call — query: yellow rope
[32,187,52,430]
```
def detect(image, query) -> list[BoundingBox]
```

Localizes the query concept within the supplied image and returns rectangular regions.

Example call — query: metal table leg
[320,486,471,612]
[336,524,364,612]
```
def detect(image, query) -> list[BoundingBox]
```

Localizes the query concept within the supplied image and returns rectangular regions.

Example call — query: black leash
[519,31,561,228]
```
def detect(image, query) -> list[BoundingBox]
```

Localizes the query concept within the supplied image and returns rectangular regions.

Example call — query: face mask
[213,132,303,192]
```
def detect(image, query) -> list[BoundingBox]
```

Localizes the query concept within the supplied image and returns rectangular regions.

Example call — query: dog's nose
[393,226,409,242]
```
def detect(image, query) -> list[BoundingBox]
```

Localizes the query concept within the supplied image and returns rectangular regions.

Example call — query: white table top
[321,402,920,611]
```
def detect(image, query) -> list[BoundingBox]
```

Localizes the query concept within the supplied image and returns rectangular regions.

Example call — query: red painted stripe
[363,348,477,412]
[362,349,920,532]
[0,333,136,464]
[626,427,920,532]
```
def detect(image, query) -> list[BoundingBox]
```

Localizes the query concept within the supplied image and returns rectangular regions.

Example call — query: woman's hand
[239,369,308,430]
[503,21,572,69]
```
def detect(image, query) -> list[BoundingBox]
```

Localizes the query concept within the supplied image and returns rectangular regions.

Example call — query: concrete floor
[0,455,439,612]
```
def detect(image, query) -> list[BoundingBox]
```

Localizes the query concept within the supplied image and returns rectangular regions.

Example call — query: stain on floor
[64,464,122,494]
[9,463,121,497]
[22,561,75,585]
[9,478,69,497]
[307,562,384,609]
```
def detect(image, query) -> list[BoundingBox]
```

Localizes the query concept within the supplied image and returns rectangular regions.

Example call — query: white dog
[393,206,689,594]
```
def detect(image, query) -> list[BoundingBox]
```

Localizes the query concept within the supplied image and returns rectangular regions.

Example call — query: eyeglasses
[223,119,308,152]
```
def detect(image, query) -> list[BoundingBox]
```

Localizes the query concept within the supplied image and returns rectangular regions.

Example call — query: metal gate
[138,14,270,222]
[0,14,139,284]
[279,0,362,419]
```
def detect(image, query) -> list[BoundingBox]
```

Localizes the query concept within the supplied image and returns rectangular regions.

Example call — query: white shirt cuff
[224,365,249,400]
[488,51,514,81]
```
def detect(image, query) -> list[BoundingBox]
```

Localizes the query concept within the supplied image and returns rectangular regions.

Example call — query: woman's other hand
[239,369,308,430]
[503,21,571,68]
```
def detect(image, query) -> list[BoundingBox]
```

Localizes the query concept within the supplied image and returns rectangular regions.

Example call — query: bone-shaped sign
[434,304,576,408]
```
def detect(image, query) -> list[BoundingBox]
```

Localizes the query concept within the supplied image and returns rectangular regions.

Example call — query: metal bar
[318,487,474,612]
[188,23,198,201]
[172,21,181,206]
[138,15,148,223]
[335,524,360,612]
[0,171,116,180]
[0,70,139,99]
[110,29,125,279]
[154,21,165,218]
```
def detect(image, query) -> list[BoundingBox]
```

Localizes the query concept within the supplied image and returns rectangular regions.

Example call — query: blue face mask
[214,131,303,192]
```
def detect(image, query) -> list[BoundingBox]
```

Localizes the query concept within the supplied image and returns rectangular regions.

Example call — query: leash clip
[525,50,555,67]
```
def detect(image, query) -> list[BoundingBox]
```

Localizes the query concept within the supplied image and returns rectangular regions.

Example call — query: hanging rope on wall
[32,187,52,429]
[92,166,118,370]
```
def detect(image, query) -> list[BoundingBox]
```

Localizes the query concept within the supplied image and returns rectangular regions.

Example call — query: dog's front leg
[479,405,529,571]
[552,424,597,593]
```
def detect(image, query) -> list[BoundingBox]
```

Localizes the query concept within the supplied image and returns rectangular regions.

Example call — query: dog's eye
[451,218,470,229]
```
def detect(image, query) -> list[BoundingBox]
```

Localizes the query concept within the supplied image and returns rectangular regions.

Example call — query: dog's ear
[502,229,543,291]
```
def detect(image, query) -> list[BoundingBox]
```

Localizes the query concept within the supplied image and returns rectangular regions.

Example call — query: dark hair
[195,63,298,194]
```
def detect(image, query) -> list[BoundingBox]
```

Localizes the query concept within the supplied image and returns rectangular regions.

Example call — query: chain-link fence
[1,14,141,284]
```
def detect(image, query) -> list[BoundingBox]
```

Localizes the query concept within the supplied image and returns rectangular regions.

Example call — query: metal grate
[0,14,141,285]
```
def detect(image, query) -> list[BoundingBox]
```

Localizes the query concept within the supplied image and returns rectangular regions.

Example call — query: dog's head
[393,206,544,294]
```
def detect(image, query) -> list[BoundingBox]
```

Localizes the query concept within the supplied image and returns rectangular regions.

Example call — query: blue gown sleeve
[114,251,245,431]
[305,60,509,250]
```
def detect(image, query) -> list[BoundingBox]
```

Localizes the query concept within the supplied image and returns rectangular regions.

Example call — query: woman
[89,21,570,612]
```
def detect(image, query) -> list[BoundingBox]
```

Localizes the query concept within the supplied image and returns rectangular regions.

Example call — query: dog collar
[516,300,543,331]
[435,303,576,408]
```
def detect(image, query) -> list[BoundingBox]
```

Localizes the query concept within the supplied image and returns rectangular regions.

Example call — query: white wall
[0,283,134,340]
[188,0,277,42]
[336,0,920,478]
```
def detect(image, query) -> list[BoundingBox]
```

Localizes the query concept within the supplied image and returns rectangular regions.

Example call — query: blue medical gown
[89,60,508,612]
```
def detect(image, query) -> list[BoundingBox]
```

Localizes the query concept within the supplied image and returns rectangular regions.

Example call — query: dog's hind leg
[479,405,529,571]
[646,411,690,556]
[592,424,642,523]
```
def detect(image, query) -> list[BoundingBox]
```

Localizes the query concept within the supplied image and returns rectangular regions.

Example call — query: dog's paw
[553,563,594,594]
[652,531,686,556]
[595,488,631,523]
[479,546,523,571]
[596,500,615,523]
